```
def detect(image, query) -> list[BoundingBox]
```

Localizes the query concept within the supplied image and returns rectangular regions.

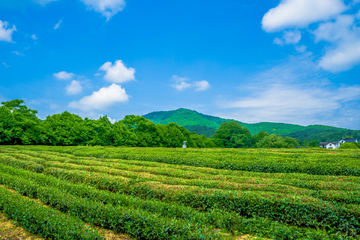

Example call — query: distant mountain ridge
[143,108,351,140]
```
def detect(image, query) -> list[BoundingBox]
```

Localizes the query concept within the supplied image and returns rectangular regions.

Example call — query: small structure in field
[182,141,187,148]
[319,138,358,149]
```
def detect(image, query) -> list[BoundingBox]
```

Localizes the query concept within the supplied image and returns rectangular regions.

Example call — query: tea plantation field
[0,146,360,239]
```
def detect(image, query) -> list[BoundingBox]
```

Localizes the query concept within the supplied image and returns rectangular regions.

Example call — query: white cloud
[194,80,210,91]
[99,60,135,83]
[219,84,360,126]
[80,0,126,21]
[53,71,76,80]
[54,19,62,30]
[216,57,360,128]
[262,0,347,32]
[171,75,192,91]
[66,80,83,95]
[283,30,301,44]
[12,51,24,56]
[49,103,58,109]
[319,41,360,72]
[273,30,301,46]
[295,45,307,53]
[171,75,211,91]
[68,83,128,111]
[313,15,354,43]
[174,81,192,91]
[2,63,10,68]
[314,15,360,72]
[107,116,116,124]
[263,1,360,72]
[31,34,37,40]
[273,37,283,46]
[0,20,16,43]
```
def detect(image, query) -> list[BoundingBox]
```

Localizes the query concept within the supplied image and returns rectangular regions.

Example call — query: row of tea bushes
[0,163,349,239]
[6,152,360,205]
[0,186,103,240]
[0,169,223,240]
[1,151,359,236]
[12,145,360,176]
[33,166,359,236]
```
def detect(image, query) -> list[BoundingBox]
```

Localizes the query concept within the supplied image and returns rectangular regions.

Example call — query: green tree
[251,130,269,146]
[211,121,252,148]
[121,115,162,147]
[42,111,89,146]
[170,124,197,147]
[190,133,216,148]
[84,116,116,146]
[113,121,139,146]
[157,123,186,147]
[0,99,43,145]
[339,142,359,149]
[256,134,299,148]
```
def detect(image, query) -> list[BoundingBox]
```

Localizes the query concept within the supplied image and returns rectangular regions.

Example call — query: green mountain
[143,108,352,140]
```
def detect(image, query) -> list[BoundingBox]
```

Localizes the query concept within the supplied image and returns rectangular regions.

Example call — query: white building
[338,138,358,144]
[319,142,339,149]
[319,138,358,149]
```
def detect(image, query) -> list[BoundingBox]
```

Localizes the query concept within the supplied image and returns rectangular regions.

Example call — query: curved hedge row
[14,145,360,176]
[6,152,360,205]
[0,164,349,240]
[0,186,103,240]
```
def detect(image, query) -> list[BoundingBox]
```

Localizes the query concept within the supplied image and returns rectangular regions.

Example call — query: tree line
[0,99,299,148]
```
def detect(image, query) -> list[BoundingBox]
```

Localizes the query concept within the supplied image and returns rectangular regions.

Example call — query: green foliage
[184,125,217,138]
[42,111,89,145]
[18,145,360,177]
[190,134,216,148]
[212,121,252,148]
[143,108,348,139]
[0,164,347,240]
[0,99,43,145]
[256,134,299,148]
[0,185,103,240]
[1,100,229,148]
[1,147,360,239]
[339,142,359,149]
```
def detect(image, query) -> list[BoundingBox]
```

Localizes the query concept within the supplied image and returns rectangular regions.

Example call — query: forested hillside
[143,108,359,143]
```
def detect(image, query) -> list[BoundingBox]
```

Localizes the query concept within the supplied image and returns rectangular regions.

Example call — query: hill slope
[143,108,349,139]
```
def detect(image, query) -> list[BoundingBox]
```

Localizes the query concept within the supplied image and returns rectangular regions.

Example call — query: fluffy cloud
[219,83,360,127]
[68,83,128,111]
[54,19,62,30]
[66,80,83,95]
[31,34,37,40]
[12,51,24,56]
[273,37,283,46]
[53,71,76,80]
[216,57,360,128]
[171,75,210,92]
[221,84,359,111]
[99,60,135,83]
[0,21,16,43]
[314,15,360,72]
[283,30,301,44]
[273,30,301,45]
[262,0,347,32]
[171,75,192,91]
[194,80,210,91]
[80,0,126,21]
[263,0,360,72]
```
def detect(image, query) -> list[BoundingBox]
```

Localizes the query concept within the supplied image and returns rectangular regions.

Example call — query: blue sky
[1,0,360,129]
